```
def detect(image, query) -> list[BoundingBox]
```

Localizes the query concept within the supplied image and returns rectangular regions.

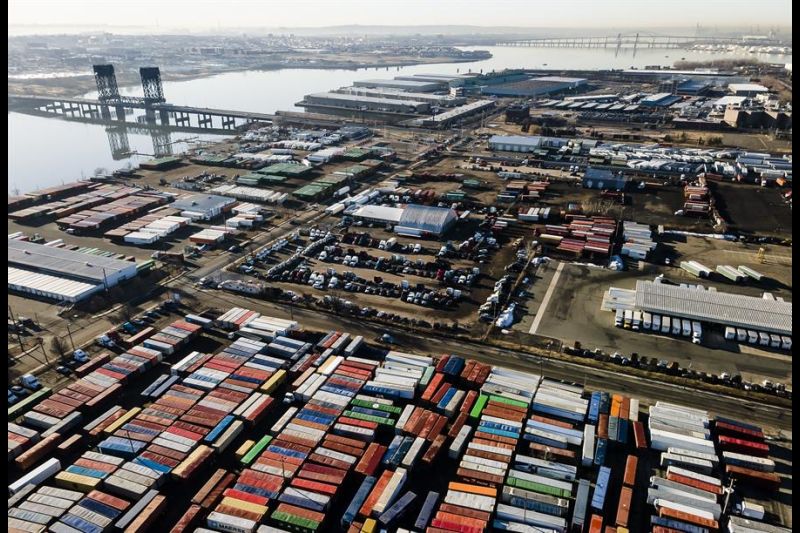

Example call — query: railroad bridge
[8,64,278,131]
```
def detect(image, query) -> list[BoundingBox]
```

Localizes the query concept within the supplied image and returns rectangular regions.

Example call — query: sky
[7,0,793,31]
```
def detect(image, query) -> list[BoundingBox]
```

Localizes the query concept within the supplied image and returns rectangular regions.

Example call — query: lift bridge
[8,64,279,133]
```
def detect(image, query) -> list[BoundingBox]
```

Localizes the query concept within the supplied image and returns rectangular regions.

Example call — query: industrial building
[481,76,587,97]
[170,194,238,221]
[583,168,630,191]
[351,204,457,236]
[351,205,405,225]
[396,204,458,237]
[337,87,466,107]
[393,73,464,83]
[301,92,430,114]
[488,135,544,152]
[640,93,682,107]
[8,239,139,302]
[353,78,445,93]
[412,100,495,127]
[728,83,770,97]
[633,280,792,336]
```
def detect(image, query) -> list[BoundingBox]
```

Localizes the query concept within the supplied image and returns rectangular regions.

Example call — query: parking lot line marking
[529,261,565,335]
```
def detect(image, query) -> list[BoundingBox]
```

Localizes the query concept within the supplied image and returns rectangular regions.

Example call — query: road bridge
[496,34,785,50]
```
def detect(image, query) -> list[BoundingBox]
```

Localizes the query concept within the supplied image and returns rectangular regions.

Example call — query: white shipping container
[9,458,61,495]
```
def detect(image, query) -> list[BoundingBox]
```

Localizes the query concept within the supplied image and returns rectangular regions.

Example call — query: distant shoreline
[8,54,491,99]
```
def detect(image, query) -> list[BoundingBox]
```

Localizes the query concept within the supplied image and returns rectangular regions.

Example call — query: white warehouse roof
[728,83,769,93]
[634,280,792,336]
[8,266,99,302]
[8,239,137,284]
[352,205,405,223]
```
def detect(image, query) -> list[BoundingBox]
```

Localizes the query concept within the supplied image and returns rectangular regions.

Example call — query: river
[8,45,791,194]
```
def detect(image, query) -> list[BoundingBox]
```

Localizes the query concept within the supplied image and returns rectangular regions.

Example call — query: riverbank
[7,53,489,99]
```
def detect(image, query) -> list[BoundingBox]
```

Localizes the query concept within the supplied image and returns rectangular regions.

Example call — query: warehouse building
[351,205,405,225]
[481,76,587,97]
[353,78,445,92]
[394,73,464,83]
[728,83,770,97]
[488,135,542,152]
[301,92,430,113]
[413,100,495,127]
[395,204,458,237]
[640,93,682,107]
[170,194,237,221]
[337,87,466,107]
[8,239,139,302]
[634,280,792,336]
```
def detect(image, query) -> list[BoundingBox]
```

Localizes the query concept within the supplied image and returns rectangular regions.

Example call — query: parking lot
[526,261,793,386]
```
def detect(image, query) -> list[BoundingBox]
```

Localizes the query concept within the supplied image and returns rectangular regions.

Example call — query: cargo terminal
[7,307,791,533]
[299,92,431,114]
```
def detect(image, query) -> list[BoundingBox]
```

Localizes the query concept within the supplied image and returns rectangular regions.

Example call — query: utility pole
[66,323,76,351]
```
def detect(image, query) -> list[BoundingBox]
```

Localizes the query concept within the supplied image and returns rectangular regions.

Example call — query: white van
[614,309,624,327]
[747,330,758,344]
[671,317,681,336]
[724,326,736,341]
[623,310,633,329]
[769,334,781,349]
[758,332,770,346]
[661,316,671,334]
[643,312,652,330]
[632,311,642,331]
[681,319,692,337]
[736,328,747,342]
[652,314,661,332]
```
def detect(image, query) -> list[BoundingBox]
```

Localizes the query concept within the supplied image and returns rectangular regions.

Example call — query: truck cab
[20,374,42,391]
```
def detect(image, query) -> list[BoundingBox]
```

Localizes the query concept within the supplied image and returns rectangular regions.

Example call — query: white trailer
[632,311,642,331]
[671,318,681,336]
[736,328,747,342]
[681,319,692,337]
[661,316,671,334]
[614,309,624,327]
[643,312,652,330]
[724,326,736,341]
[652,314,661,332]
[747,330,758,344]
[623,310,633,329]
[758,332,770,346]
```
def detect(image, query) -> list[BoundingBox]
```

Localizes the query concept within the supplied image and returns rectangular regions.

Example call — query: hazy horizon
[8,0,793,35]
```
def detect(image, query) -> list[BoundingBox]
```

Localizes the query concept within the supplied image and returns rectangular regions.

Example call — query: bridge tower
[140,67,166,104]
[93,65,121,101]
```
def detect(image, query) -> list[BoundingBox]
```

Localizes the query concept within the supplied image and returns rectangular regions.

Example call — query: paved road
[175,283,792,432]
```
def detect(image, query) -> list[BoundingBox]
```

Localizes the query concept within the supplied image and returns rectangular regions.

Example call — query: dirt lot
[711,180,793,237]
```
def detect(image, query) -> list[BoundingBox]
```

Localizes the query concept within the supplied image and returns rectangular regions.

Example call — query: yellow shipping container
[361,518,377,533]
[260,369,287,394]
[103,407,141,435]
[235,440,255,460]
[55,471,101,492]
[219,496,268,517]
